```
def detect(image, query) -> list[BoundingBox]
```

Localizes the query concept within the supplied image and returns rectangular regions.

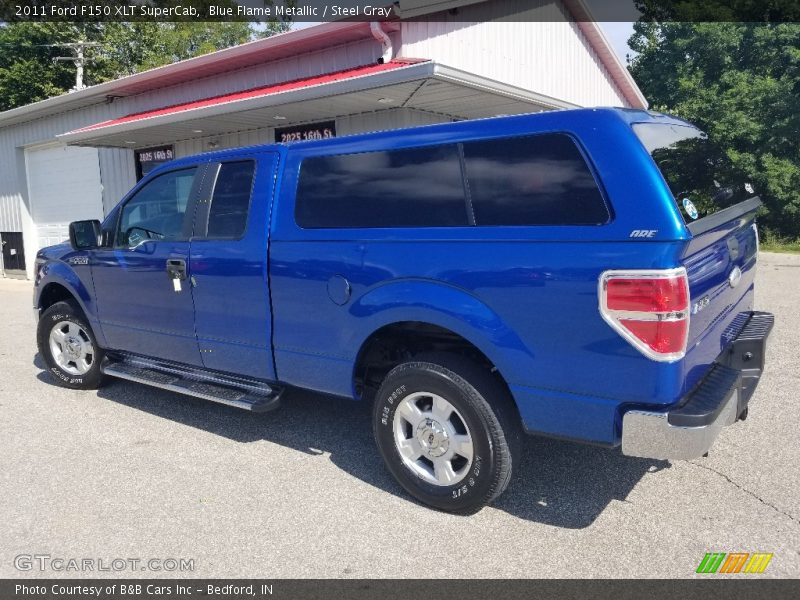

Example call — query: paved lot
[1,252,799,579]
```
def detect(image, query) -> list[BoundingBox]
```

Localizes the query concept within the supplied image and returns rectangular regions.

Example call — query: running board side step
[102,357,282,413]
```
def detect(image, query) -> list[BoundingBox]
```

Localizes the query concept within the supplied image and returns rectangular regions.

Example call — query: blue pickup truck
[33,108,773,513]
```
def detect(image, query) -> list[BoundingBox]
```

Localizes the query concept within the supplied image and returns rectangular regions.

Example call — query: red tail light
[599,268,690,361]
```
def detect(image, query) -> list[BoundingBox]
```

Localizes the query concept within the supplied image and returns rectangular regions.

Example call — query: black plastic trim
[666,310,774,427]
[686,196,761,236]
[667,364,740,427]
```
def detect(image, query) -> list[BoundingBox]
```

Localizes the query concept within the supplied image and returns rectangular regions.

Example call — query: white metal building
[0,0,646,279]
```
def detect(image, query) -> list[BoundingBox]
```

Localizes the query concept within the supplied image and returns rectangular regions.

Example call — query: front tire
[37,300,105,390]
[372,353,520,514]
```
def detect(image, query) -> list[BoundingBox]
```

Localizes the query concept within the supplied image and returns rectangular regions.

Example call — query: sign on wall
[135,145,175,180]
[275,121,336,143]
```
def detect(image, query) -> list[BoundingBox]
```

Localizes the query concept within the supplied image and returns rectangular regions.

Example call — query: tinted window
[207,161,255,238]
[463,134,609,226]
[295,145,468,228]
[117,168,197,248]
[633,123,755,223]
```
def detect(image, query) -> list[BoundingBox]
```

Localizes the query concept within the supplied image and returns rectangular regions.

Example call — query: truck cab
[33,108,773,514]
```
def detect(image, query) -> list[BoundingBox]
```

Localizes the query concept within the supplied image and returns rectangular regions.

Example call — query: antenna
[51,41,102,91]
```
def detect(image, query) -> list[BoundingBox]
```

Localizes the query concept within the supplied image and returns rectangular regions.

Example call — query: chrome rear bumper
[621,311,773,460]
[622,386,738,460]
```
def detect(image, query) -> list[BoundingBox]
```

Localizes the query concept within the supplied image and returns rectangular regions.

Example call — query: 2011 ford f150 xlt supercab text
[33,108,773,513]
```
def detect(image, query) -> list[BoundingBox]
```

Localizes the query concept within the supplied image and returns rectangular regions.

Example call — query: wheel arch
[351,280,532,422]
[36,263,94,318]
[348,279,533,398]
[38,281,80,312]
[352,318,523,431]
[36,264,105,347]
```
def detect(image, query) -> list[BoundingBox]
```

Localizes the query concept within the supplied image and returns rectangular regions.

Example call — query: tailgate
[681,198,761,393]
[631,120,764,394]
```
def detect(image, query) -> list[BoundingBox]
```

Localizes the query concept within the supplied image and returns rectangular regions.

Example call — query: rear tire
[37,300,105,390]
[372,353,521,514]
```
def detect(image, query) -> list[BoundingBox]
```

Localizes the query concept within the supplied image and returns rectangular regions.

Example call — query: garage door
[25,144,104,249]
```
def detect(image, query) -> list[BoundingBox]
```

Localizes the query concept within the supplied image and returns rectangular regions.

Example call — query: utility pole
[52,41,102,91]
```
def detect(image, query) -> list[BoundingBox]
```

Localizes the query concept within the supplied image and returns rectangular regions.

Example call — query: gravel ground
[1,251,798,578]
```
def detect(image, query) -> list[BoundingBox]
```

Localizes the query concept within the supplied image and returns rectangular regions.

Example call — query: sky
[600,22,636,64]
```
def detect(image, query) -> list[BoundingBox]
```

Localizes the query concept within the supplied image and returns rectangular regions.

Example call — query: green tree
[0,6,290,111]
[100,22,255,75]
[628,21,800,239]
[0,22,77,109]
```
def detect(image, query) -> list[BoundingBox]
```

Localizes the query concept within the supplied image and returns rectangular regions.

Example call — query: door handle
[166,258,187,281]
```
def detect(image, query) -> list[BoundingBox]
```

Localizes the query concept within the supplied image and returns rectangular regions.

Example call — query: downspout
[370,22,393,64]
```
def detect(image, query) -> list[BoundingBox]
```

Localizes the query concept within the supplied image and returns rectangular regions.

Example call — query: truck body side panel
[270,239,687,444]
[34,108,766,451]
[269,110,696,445]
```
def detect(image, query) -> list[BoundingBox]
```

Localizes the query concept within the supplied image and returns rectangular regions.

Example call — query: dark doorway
[1,232,26,274]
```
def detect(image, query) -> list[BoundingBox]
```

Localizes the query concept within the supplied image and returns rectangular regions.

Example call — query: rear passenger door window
[462,134,609,226]
[206,161,255,238]
[295,145,468,228]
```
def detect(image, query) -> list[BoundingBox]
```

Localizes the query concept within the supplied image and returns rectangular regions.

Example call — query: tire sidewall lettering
[379,384,406,426]
[387,384,406,405]
[452,455,483,498]
[49,366,83,386]
[50,367,69,382]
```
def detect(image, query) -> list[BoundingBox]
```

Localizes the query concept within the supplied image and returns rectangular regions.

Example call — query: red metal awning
[71,60,427,135]
[59,59,573,149]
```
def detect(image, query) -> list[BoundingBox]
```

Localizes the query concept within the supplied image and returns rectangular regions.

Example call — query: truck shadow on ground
[34,357,669,528]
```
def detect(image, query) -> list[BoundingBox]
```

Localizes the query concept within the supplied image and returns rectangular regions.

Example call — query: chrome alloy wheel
[392,391,474,486]
[49,320,94,376]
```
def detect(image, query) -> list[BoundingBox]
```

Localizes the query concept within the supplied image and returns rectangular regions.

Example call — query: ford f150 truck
[33,108,773,514]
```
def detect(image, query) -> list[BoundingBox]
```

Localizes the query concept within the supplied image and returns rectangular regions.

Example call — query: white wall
[0,105,137,229]
[0,102,138,277]
[172,108,451,158]
[336,108,451,135]
[98,147,137,214]
[174,127,275,158]
[399,0,629,108]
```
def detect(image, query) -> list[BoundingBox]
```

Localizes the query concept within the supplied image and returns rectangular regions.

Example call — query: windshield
[632,122,755,223]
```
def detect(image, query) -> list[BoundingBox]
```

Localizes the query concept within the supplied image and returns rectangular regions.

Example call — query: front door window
[117,167,197,248]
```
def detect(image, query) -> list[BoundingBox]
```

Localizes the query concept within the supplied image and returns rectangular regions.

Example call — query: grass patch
[761,241,800,254]
[759,229,800,254]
